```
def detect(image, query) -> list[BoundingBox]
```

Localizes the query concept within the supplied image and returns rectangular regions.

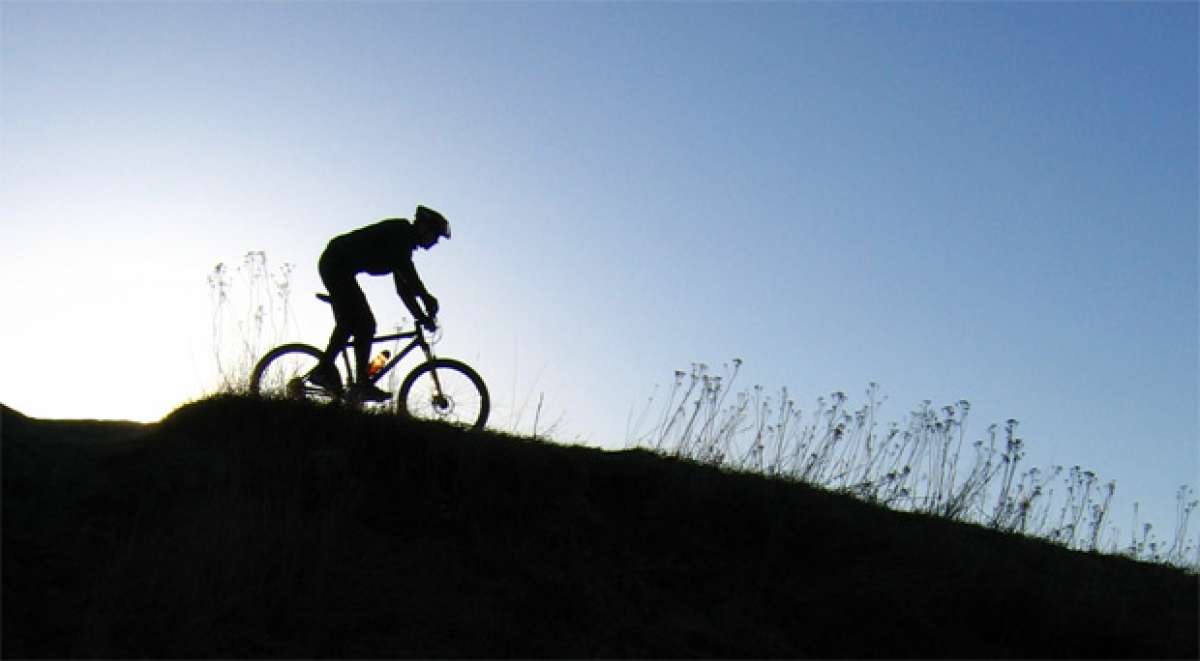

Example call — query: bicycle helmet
[415,205,451,239]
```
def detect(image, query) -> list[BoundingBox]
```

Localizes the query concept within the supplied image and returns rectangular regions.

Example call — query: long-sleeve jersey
[322,218,430,298]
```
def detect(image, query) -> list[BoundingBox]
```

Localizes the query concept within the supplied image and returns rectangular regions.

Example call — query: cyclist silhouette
[310,205,451,402]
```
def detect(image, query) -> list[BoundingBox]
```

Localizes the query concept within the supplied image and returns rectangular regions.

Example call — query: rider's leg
[318,254,386,400]
[325,275,377,385]
[350,312,377,386]
[348,311,390,401]
[321,325,351,369]
[319,257,368,381]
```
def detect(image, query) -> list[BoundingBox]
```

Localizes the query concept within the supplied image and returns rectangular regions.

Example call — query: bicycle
[249,293,490,431]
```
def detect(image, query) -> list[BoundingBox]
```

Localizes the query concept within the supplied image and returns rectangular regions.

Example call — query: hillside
[3,395,1196,658]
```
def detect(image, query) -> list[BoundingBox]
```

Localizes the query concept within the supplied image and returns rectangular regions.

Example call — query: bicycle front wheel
[249,343,344,403]
[397,359,489,431]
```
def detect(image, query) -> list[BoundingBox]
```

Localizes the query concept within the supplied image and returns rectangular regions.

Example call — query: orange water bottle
[367,350,392,378]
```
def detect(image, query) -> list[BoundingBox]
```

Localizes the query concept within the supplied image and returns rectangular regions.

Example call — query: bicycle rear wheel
[397,359,489,431]
[249,343,344,403]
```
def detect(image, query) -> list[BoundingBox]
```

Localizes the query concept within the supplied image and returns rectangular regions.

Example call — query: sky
[2,2,1196,549]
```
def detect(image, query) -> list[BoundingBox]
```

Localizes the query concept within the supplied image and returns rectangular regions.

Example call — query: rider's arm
[394,257,429,297]
[393,261,436,320]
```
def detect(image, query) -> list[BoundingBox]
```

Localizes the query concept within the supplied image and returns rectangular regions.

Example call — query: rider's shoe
[307,365,343,394]
[349,383,391,403]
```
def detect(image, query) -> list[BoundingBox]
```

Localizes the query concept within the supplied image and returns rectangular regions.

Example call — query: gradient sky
[2,2,1196,548]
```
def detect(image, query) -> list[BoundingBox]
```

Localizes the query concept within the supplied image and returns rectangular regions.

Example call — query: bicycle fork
[422,345,451,410]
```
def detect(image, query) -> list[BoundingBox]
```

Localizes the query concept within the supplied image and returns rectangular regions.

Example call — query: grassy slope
[3,395,1196,658]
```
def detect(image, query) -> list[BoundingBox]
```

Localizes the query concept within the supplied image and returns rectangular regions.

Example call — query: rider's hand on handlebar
[422,294,440,319]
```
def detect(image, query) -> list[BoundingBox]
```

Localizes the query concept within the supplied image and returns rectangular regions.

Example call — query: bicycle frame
[248,293,487,427]
[330,325,437,387]
[313,292,448,396]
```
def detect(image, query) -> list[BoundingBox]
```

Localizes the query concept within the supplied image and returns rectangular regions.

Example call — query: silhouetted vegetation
[207,251,296,392]
[3,396,1196,658]
[628,362,1200,570]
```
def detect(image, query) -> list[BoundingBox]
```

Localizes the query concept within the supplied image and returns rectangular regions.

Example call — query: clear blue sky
[2,2,1196,547]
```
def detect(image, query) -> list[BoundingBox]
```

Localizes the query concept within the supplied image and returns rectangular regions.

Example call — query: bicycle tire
[249,343,344,402]
[397,358,490,431]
